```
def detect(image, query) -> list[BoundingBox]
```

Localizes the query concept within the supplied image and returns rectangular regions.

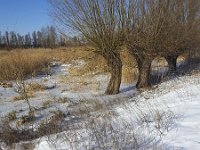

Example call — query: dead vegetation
[26,83,45,92]
[0,47,93,81]
[0,109,65,149]
[13,92,35,101]
[0,50,51,81]
[0,98,174,149]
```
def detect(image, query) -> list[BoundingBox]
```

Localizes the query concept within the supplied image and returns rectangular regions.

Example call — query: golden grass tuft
[42,100,53,108]
[0,82,13,88]
[27,83,45,92]
[13,92,35,101]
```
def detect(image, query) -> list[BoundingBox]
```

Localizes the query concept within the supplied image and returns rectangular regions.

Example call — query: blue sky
[0,0,51,35]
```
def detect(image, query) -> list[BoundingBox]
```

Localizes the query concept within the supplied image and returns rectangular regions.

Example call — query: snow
[0,59,200,149]
[115,74,200,149]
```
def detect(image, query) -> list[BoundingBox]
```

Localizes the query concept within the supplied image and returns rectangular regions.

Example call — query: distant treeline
[0,26,84,49]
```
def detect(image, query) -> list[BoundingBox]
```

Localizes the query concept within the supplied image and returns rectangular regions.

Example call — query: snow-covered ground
[0,59,136,120]
[116,73,200,149]
[0,59,200,149]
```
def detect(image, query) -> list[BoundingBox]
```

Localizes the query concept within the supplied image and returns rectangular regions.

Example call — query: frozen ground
[116,73,200,149]
[0,59,200,149]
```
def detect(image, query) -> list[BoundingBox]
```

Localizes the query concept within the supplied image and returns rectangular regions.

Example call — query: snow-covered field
[0,59,200,150]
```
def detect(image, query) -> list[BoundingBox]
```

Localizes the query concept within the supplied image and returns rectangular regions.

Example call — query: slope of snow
[32,74,200,150]
[1,59,200,149]
[116,74,200,149]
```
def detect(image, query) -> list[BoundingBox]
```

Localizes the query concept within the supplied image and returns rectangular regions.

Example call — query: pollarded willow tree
[49,0,127,94]
[126,0,200,89]
[165,0,200,72]
[126,0,179,88]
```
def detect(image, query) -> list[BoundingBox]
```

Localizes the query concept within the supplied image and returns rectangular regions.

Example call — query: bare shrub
[0,119,19,147]
[136,108,178,136]
[35,108,166,150]
[37,110,65,136]
[0,109,65,148]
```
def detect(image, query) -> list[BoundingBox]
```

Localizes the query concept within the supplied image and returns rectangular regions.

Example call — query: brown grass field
[0,47,139,84]
[0,47,91,81]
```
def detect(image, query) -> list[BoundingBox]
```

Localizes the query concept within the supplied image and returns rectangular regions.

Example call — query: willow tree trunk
[165,56,178,72]
[104,54,122,95]
[136,59,152,89]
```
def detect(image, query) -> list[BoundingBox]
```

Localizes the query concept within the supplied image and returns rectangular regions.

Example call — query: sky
[0,0,51,35]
